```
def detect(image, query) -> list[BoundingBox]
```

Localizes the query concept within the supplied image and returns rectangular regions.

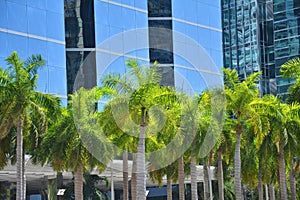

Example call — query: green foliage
[0,51,60,167]
[280,58,300,104]
[280,58,300,79]
[39,87,111,173]
[60,172,110,200]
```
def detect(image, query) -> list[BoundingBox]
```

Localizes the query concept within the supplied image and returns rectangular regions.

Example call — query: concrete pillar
[111,170,115,200]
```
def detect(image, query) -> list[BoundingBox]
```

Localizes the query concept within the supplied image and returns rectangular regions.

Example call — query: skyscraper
[65,0,223,96]
[0,0,223,197]
[222,0,300,97]
[0,0,67,105]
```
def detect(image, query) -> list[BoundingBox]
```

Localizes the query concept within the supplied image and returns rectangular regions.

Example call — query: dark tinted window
[148,0,172,17]
[148,20,173,64]
[65,0,95,48]
[66,51,96,94]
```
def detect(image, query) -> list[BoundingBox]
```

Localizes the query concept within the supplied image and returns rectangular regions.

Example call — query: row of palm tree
[1,52,300,200]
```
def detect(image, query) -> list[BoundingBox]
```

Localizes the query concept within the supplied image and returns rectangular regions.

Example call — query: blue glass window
[109,4,122,28]
[197,27,211,49]
[174,67,200,95]
[7,34,28,59]
[105,56,126,74]
[109,25,123,36]
[135,11,148,28]
[209,6,221,28]
[49,66,67,95]
[7,1,27,32]
[122,0,134,7]
[47,11,65,41]
[210,49,223,68]
[0,0,7,28]
[0,32,8,58]
[6,0,26,5]
[210,31,222,51]
[185,25,198,43]
[47,42,66,68]
[47,0,64,14]
[36,67,49,93]
[173,21,187,38]
[136,49,149,60]
[174,55,192,67]
[172,1,184,19]
[0,57,7,69]
[28,38,47,60]
[201,0,220,8]
[184,1,197,23]
[95,1,109,26]
[134,0,147,10]
[28,7,47,37]
[27,0,46,10]
[186,69,205,91]
[197,3,210,26]
[122,8,136,30]
[95,24,109,45]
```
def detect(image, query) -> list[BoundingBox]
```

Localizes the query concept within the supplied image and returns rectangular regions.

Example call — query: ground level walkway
[0,159,216,199]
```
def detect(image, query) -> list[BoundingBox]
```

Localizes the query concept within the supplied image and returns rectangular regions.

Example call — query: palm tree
[148,161,177,200]
[101,60,179,200]
[180,97,200,200]
[281,57,300,103]
[251,95,300,200]
[223,68,261,200]
[99,100,138,200]
[0,52,60,200]
[280,57,300,200]
[39,87,111,200]
[178,156,185,200]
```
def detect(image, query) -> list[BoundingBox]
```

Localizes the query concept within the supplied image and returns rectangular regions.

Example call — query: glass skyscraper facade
[0,0,67,105]
[0,0,223,197]
[65,0,223,96]
[273,0,300,96]
[222,0,300,97]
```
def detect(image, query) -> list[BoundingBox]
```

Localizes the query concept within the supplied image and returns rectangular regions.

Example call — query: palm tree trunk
[23,155,26,199]
[269,184,275,200]
[234,131,243,200]
[191,156,198,200]
[258,162,263,200]
[136,118,146,200]
[123,152,129,200]
[167,174,172,200]
[278,142,288,200]
[217,150,224,200]
[17,116,24,200]
[131,153,137,200]
[178,156,185,200]
[203,162,210,200]
[265,185,269,200]
[289,161,296,200]
[208,152,213,200]
[74,163,83,200]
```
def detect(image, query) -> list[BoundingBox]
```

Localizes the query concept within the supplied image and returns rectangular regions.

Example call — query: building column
[111,170,115,200]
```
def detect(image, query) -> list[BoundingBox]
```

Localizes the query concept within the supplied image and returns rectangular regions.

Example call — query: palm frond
[24,54,45,80]
[222,68,239,90]
[280,57,300,78]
